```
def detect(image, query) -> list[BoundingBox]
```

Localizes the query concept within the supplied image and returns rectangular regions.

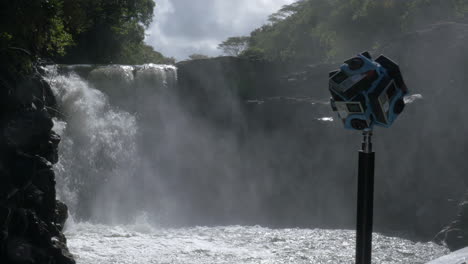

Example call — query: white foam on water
[64,223,448,264]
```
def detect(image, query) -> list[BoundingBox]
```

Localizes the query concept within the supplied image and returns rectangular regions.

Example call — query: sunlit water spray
[44,65,446,263]
[46,66,139,223]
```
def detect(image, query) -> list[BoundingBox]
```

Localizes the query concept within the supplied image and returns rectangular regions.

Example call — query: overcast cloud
[145,0,295,61]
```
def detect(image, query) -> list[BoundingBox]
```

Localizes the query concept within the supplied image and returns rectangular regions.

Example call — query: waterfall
[42,64,451,264]
[45,64,177,223]
[44,63,355,227]
[44,62,429,230]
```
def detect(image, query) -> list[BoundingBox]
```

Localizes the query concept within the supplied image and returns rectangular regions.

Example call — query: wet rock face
[0,69,74,263]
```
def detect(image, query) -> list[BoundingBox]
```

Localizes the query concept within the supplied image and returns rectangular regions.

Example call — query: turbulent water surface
[65,222,447,264]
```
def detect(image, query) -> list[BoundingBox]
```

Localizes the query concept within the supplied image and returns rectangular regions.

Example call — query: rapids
[65,221,447,264]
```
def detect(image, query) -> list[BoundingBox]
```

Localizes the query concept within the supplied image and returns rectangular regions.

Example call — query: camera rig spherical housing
[329,52,408,130]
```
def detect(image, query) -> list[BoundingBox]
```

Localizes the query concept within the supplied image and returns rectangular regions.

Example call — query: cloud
[145,0,296,61]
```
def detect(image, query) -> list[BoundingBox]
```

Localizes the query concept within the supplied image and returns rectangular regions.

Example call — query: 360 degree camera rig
[329,51,408,131]
[328,52,408,264]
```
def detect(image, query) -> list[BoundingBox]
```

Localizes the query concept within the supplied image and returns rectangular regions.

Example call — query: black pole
[356,130,375,264]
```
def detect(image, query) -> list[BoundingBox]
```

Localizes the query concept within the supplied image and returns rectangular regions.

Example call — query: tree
[59,0,159,64]
[238,0,468,65]
[0,0,76,76]
[218,36,250,56]
[0,0,173,73]
[118,43,175,65]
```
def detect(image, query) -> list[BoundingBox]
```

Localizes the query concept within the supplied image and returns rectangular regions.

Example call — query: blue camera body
[329,52,408,130]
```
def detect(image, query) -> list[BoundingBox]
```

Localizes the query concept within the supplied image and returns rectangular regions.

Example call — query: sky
[145,0,296,61]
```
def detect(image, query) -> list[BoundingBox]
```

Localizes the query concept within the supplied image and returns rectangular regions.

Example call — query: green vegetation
[59,0,174,64]
[224,0,468,66]
[0,0,172,76]
[218,36,250,56]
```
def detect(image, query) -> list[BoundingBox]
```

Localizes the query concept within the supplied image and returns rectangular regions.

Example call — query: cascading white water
[46,66,140,223]
[46,64,177,223]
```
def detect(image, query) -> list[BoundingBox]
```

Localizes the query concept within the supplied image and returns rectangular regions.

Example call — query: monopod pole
[355,130,375,264]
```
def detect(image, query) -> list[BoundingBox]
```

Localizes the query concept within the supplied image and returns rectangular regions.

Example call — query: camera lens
[345,57,364,70]
[394,99,405,114]
[351,119,368,130]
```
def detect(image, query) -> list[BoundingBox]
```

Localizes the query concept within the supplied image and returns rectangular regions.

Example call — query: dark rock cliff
[0,64,74,263]
[382,22,468,248]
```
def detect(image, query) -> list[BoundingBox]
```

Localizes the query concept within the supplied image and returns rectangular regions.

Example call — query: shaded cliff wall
[0,62,74,263]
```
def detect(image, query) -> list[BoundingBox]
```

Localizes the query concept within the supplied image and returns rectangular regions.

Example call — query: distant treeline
[0,0,173,75]
[220,0,468,65]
